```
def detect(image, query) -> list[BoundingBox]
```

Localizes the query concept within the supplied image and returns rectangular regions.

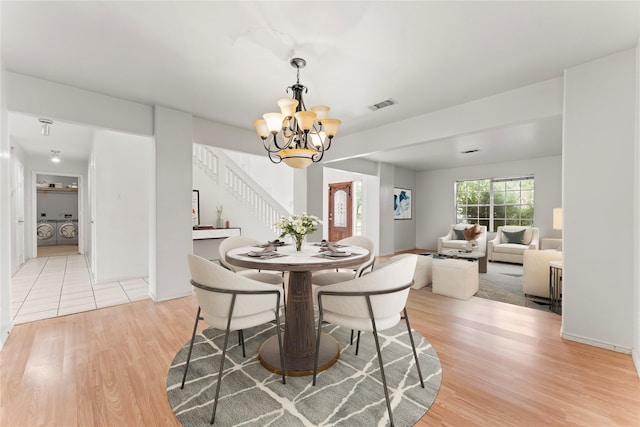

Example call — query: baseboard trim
[1,320,14,351]
[151,289,193,302]
[561,331,632,354]
[632,349,640,378]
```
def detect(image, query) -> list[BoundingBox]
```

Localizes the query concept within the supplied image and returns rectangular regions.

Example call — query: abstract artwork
[394,188,412,219]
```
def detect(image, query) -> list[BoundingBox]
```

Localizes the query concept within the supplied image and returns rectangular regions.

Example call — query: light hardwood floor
[1,259,639,426]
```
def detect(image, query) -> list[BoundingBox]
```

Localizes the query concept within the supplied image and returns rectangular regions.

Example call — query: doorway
[328,181,353,242]
[34,172,82,257]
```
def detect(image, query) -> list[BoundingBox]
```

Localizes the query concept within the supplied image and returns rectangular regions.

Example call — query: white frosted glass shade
[309,131,326,148]
[277,98,299,117]
[278,148,315,169]
[310,105,330,121]
[322,118,341,137]
[294,111,317,131]
[263,113,284,133]
[253,119,270,138]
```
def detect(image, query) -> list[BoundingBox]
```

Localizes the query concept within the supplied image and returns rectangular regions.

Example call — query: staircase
[192,144,290,233]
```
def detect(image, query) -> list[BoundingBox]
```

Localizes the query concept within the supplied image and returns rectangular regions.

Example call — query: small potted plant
[463,224,482,252]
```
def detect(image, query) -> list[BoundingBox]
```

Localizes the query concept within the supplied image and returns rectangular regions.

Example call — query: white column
[378,162,395,256]
[562,48,637,352]
[150,106,193,301]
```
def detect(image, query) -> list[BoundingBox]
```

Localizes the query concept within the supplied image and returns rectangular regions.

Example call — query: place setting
[315,243,353,259]
[240,244,286,259]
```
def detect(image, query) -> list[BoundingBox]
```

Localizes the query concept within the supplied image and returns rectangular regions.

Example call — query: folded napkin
[326,245,346,254]
[248,244,277,256]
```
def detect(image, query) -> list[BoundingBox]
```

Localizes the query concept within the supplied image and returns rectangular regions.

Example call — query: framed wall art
[393,188,412,220]
[192,190,200,226]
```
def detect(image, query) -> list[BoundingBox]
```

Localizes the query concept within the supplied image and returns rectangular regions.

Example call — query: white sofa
[437,224,487,253]
[523,249,563,298]
[487,226,539,264]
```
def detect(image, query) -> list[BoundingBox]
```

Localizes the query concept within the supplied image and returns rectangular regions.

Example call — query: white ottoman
[432,259,479,300]
[391,254,433,289]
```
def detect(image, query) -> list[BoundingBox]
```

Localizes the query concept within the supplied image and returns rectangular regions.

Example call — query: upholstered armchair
[487,226,540,264]
[523,249,563,298]
[437,224,487,254]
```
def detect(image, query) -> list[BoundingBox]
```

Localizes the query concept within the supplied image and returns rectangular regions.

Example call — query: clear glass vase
[294,235,305,252]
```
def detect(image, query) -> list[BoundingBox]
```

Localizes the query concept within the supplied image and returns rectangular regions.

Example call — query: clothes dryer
[36,220,57,246]
[57,220,78,245]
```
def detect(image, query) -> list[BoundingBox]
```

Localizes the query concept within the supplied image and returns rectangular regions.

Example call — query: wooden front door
[328,181,352,242]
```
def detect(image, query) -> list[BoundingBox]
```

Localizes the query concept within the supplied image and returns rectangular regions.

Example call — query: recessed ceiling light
[460,149,479,154]
[50,150,61,163]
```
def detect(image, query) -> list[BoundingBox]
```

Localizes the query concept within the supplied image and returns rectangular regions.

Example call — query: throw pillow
[453,229,465,240]
[503,229,526,244]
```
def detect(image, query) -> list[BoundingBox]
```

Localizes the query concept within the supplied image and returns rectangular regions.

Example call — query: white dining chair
[312,254,424,427]
[311,236,376,348]
[183,254,285,425]
[311,236,376,286]
[219,235,286,308]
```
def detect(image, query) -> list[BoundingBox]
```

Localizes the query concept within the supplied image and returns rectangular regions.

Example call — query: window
[455,176,534,231]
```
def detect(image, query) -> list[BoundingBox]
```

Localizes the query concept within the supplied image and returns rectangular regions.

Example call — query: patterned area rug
[476,262,551,312]
[167,322,442,426]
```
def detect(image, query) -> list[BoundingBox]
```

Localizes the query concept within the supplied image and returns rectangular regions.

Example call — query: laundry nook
[36,174,79,254]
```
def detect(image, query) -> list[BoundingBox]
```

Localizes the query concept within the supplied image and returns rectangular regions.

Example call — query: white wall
[9,144,27,275]
[416,155,562,250]
[563,49,636,353]
[394,167,417,252]
[635,42,640,377]
[0,64,12,348]
[92,130,151,282]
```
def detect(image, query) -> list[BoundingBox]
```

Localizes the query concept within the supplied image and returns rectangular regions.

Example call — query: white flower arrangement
[275,213,322,250]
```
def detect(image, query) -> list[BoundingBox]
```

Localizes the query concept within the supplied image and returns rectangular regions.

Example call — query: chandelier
[253,58,341,169]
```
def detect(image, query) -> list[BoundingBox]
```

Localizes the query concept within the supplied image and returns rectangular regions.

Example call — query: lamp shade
[277,98,299,117]
[253,119,270,138]
[294,111,317,131]
[277,148,315,169]
[322,118,341,137]
[263,113,284,133]
[553,208,563,230]
[310,105,330,121]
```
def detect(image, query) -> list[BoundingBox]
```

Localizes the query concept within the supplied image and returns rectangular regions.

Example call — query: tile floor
[11,254,150,324]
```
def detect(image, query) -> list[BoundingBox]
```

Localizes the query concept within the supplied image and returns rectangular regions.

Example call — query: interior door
[14,161,25,266]
[328,182,352,242]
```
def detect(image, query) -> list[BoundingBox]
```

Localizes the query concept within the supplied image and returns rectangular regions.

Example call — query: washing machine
[36,220,57,246]
[57,220,78,245]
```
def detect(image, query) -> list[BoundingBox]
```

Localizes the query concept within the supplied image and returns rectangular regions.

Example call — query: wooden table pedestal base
[259,333,340,377]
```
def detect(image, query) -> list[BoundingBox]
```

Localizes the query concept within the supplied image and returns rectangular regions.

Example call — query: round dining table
[225,243,370,376]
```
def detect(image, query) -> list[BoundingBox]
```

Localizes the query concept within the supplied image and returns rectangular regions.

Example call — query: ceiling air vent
[369,98,398,111]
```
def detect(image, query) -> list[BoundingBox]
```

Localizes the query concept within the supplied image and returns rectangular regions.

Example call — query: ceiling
[2,1,638,170]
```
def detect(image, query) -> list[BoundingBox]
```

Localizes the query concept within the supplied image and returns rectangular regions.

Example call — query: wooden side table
[549,260,563,314]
